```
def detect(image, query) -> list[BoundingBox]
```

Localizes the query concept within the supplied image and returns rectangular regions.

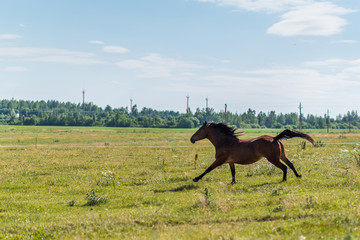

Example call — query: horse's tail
[274,129,315,145]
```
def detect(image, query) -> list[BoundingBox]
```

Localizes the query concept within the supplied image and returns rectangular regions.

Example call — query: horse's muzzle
[190,137,196,144]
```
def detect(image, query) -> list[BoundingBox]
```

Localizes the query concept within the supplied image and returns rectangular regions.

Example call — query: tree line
[0,99,359,129]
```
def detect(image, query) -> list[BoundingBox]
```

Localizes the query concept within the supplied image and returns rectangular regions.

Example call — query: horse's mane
[208,122,242,139]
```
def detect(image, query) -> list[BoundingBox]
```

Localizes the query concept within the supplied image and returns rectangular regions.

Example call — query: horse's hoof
[297,175,302,178]
[231,181,236,185]
[193,178,199,182]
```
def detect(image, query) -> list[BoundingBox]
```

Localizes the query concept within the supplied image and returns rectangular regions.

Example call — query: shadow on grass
[249,181,280,188]
[154,184,199,193]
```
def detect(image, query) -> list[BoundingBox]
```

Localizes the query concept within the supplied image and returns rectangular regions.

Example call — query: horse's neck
[207,130,235,148]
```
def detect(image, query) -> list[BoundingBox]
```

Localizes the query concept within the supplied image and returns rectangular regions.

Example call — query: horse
[190,121,315,184]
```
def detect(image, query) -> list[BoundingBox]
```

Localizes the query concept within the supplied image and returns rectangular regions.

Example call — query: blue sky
[1,0,359,116]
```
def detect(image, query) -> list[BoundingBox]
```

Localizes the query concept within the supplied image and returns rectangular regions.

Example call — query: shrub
[85,190,108,206]
[314,140,326,147]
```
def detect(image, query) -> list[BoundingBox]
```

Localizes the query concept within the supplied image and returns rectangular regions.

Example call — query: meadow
[0,126,360,239]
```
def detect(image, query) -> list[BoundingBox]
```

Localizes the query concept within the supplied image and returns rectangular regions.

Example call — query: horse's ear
[203,121,207,126]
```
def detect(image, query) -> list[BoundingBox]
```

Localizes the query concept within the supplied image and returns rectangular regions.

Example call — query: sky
[0,0,359,117]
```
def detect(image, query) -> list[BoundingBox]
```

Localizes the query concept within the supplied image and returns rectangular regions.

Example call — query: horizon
[1,1,359,117]
[2,97,358,118]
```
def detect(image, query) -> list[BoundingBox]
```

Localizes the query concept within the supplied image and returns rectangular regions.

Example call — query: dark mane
[208,122,242,139]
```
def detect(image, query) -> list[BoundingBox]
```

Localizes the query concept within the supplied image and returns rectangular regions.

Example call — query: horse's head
[190,121,209,144]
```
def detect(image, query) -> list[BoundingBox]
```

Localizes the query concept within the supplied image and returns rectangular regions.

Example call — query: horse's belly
[238,158,263,165]
[225,157,237,164]
[226,154,262,165]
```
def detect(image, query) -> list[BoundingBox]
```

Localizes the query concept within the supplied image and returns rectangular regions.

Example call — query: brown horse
[190,121,315,184]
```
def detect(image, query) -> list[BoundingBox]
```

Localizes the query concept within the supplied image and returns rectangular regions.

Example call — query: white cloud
[0,34,23,40]
[164,65,360,115]
[2,66,28,72]
[196,64,360,114]
[115,53,360,114]
[194,0,354,36]
[26,55,107,65]
[304,58,360,76]
[19,24,25,28]
[116,53,206,78]
[332,40,357,44]
[88,40,105,45]
[125,53,360,114]
[0,47,106,65]
[220,59,231,63]
[102,45,130,53]
[267,2,354,36]
[194,0,311,13]
[299,39,313,43]
[304,58,350,67]
[0,47,95,57]
[115,53,360,102]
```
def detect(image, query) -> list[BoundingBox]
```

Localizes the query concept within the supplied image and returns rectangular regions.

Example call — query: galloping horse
[190,122,315,184]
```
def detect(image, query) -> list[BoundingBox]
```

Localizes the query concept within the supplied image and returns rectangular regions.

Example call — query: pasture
[0,126,360,239]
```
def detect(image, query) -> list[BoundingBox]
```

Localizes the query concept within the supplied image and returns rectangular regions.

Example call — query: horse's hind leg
[267,157,288,182]
[281,156,301,178]
[229,163,236,185]
[279,142,301,178]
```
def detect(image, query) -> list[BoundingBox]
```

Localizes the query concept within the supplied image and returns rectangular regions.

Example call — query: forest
[0,99,359,129]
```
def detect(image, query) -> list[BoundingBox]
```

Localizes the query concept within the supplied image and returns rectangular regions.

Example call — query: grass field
[1,126,360,239]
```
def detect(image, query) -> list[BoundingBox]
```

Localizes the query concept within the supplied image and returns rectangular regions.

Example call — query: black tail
[274,129,315,145]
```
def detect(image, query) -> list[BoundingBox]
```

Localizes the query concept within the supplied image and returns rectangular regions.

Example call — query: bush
[85,190,108,206]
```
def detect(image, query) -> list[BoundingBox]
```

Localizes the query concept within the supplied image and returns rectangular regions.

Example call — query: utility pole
[130,98,133,114]
[205,97,209,121]
[10,97,15,119]
[224,104,227,123]
[298,102,303,129]
[187,94,190,113]
[326,109,330,133]
[11,97,14,111]
[82,90,85,116]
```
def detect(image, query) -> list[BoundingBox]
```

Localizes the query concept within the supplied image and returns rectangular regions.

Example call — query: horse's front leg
[229,163,236,185]
[193,157,226,182]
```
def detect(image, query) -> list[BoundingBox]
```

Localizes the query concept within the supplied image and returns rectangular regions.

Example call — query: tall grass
[0,126,360,239]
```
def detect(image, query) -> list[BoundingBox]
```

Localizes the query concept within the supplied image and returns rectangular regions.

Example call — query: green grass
[0,126,360,239]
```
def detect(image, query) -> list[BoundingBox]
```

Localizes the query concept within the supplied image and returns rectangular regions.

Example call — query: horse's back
[232,135,281,163]
[244,135,274,143]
